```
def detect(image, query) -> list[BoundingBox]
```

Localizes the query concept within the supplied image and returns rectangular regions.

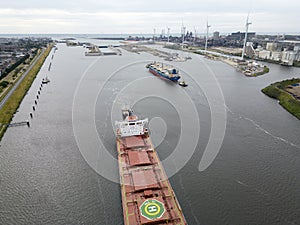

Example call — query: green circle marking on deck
[140,199,165,220]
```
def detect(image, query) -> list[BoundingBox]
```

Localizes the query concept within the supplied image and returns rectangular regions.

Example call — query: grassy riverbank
[253,66,270,77]
[0,45,52,141]
[0,50,40,102]
[262,78,300,119]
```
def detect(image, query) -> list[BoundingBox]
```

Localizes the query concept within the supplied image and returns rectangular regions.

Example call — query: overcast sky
[0,0,299,34]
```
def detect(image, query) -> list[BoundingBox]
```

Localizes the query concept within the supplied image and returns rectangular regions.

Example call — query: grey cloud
[0,0,298,33]
[1,0,299,13]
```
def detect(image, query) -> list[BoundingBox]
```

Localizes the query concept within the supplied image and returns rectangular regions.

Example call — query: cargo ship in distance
[146,62,181,82]
[115,109,187,225]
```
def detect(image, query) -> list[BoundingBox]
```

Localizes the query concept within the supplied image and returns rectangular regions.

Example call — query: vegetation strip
[0,50,40,102]
[0,45,52,141]
[262,78,300,119]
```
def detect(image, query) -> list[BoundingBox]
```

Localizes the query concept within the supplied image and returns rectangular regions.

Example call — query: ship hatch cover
[128,151,151,166]
[125,136,145,148]
[131,169,159,191]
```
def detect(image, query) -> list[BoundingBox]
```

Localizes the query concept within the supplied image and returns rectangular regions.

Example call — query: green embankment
[262,78,300,120]
[293,61,300,67]
[0,45,52,141]
[0,50,39,102]
[254,66,270,76]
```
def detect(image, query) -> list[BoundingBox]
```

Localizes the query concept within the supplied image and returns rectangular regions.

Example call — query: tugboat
[42,76,50,84]
[178,80,188,87]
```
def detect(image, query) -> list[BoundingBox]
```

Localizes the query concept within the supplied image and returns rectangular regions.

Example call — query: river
[0,41,299,225]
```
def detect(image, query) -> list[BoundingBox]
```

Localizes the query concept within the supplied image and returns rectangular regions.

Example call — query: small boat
[42,77,50,84]
[178,80,188,87]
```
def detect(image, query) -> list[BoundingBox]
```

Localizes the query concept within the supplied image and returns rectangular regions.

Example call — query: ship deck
[117,134,187,225]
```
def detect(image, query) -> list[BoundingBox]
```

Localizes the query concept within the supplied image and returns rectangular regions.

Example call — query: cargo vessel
[115,109,187,225]
[146,62,181,82]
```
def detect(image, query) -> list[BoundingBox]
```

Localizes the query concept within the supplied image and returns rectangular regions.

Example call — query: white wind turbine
[194,26,197,45]
[205,21,211,51]
[242,13,252,60]
[167,27,170,43]
[181,23,186,44]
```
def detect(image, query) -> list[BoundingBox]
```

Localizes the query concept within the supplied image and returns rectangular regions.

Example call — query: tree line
[0,54,30,79]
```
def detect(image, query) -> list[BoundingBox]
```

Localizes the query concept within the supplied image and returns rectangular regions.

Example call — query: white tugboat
[42,76,50,84]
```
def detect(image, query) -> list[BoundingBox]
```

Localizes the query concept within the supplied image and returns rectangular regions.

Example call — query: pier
[0,120,30,128]
[84,45,121,56]
[8,121,30,127]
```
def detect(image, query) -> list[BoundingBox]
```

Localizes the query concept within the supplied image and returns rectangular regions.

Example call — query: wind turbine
[167,27,170,43]
[181,23,186,44]
[242,13,252,60]
[194,26,197,45]
[205,21,211,51]
[161,29,165,38]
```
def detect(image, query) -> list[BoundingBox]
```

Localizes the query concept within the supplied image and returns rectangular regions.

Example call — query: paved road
[0,48,46,110]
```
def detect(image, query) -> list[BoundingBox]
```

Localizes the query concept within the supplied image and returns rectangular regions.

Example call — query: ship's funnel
[122,109,129,120]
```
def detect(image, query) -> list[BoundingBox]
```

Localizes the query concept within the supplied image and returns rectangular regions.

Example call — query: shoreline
[0,50,41,102]
[0,44,53,141]
[262,78,300,120]
[192,50,270,77]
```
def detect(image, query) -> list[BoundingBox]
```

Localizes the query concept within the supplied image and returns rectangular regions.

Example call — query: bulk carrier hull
[147,62,181,82]
[116,109,187,225]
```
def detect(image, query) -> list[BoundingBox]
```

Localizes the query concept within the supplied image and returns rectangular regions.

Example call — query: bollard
[26,121,30,127]
[33,106,35,111]
[30,113,33,118]
[37,95,39,99]
[35,100,37,105]
[38,91,40,95]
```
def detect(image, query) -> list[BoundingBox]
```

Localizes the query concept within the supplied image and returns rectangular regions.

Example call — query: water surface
[0,42,300,225]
